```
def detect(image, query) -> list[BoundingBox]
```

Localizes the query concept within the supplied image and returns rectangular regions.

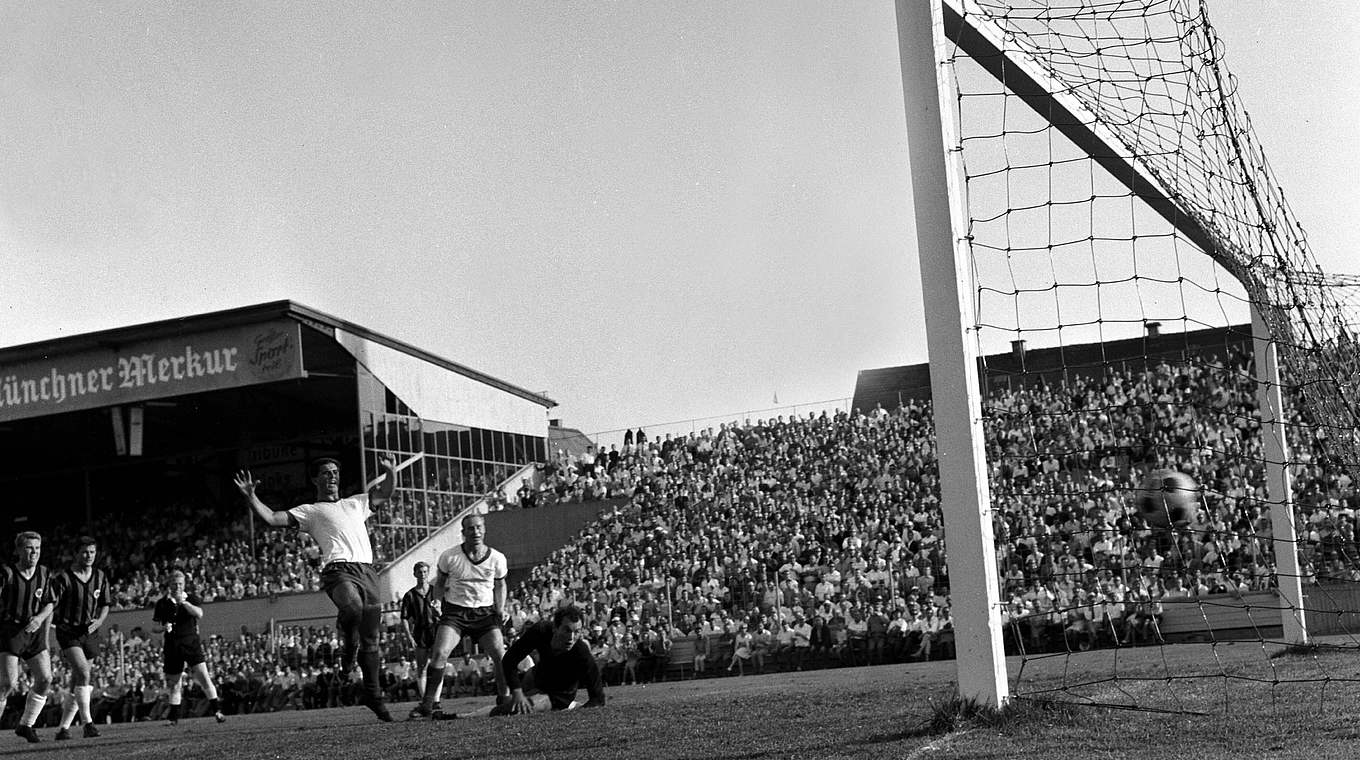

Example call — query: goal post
[893,0,1360,714]
[896,0,1009,708]
[1251,304,1307,645]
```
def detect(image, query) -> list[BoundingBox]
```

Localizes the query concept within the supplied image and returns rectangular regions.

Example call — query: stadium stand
[508,344,1355,669]
[11,331,1358,695]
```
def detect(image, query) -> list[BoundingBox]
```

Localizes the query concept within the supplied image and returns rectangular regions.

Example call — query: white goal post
[895,0,1008,708]
[895,0,1312,707]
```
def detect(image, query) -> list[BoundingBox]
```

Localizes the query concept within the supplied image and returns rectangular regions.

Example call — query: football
[1135,469,1198,528]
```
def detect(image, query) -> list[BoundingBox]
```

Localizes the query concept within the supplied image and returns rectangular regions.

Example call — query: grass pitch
[8,638,1360,759]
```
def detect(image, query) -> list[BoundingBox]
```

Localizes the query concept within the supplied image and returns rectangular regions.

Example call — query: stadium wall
[487,498,627,588]
[104,591,337,639]
[852,323,1251,411]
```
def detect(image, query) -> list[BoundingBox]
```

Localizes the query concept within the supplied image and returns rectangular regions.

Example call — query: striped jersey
[51,568,111,628]
[0,564,53,626]
[400,585,441,635]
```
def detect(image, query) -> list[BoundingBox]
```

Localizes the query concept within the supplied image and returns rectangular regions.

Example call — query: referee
[152,571,227,725]
[51,536,110,740]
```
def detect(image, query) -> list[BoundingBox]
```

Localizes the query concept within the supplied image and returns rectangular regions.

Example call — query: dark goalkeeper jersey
[502,620,605,710]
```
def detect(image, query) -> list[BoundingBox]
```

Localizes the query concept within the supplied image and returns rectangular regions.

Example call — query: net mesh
[935,0,1360,723]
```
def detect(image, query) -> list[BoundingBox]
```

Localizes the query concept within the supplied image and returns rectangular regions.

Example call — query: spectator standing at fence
[790,614,812,671]
[516,479,538,510]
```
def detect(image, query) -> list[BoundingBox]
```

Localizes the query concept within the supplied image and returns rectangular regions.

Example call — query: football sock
[76,685,93,725]
[19,692,46,726]
[59,698,78,729]
[167,704,182,722]
[423,665,444,705]
[358,649,381,698]
[358,605,383,696]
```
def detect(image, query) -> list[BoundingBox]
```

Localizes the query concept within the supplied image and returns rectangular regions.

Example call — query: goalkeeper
[500,605,606,714]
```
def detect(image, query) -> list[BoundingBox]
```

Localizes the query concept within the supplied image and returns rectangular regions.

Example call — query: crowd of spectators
[508,345,1360,662]
[12,341,1360,684]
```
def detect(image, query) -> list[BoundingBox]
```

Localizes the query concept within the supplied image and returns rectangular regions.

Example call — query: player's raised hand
[233,470,257,497]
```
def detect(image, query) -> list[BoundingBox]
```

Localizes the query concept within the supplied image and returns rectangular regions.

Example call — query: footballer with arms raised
[234,455,396,722]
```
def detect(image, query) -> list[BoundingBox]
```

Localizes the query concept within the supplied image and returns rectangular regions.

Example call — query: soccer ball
[1135,469,1197,528]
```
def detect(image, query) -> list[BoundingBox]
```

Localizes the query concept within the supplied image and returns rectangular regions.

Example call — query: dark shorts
[163,634,206,675]
[438,605,501,642]
[412,628,436,651]
[56,625,102,660]
[0,623,45,661]
[321,562,380,606]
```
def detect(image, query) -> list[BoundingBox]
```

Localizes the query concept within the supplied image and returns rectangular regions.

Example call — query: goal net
[906,0,1360,732]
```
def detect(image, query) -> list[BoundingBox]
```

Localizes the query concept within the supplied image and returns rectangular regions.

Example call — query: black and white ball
[1135,470,1197,528]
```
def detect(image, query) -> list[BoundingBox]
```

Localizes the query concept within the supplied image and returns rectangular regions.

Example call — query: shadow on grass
[857,694,1085,743]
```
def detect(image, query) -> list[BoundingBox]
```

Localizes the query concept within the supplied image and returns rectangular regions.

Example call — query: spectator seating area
[509,346,1360,661]
[10,341,1360,699]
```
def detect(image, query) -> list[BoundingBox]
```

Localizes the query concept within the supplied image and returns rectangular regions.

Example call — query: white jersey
[437,544,507,608]
[288,494,373,566]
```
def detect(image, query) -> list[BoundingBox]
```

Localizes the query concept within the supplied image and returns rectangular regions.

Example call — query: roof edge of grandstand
[859,322,1254,380]
[0,300,557,409]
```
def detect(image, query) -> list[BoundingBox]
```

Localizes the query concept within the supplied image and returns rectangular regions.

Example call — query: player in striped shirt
[50,536,110,741]
[399,561,442,708]
[235,455,396,722]
[0,532,56,744]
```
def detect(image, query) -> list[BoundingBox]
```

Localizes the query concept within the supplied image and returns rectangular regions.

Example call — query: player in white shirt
[235,456,395,722]
[409,513,510,720]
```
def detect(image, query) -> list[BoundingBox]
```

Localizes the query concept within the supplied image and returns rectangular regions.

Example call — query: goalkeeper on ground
[499,605,605,714]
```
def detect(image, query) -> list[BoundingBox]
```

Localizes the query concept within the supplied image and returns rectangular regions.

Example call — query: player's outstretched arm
[234,470,290,527]
[501,635,535,714]
[368,457,396,508]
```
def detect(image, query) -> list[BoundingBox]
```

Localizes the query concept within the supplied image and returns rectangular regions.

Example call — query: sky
[1,1,1356,439]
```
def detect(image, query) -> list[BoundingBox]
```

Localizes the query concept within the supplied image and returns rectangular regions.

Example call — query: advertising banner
[0,320,304,423]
